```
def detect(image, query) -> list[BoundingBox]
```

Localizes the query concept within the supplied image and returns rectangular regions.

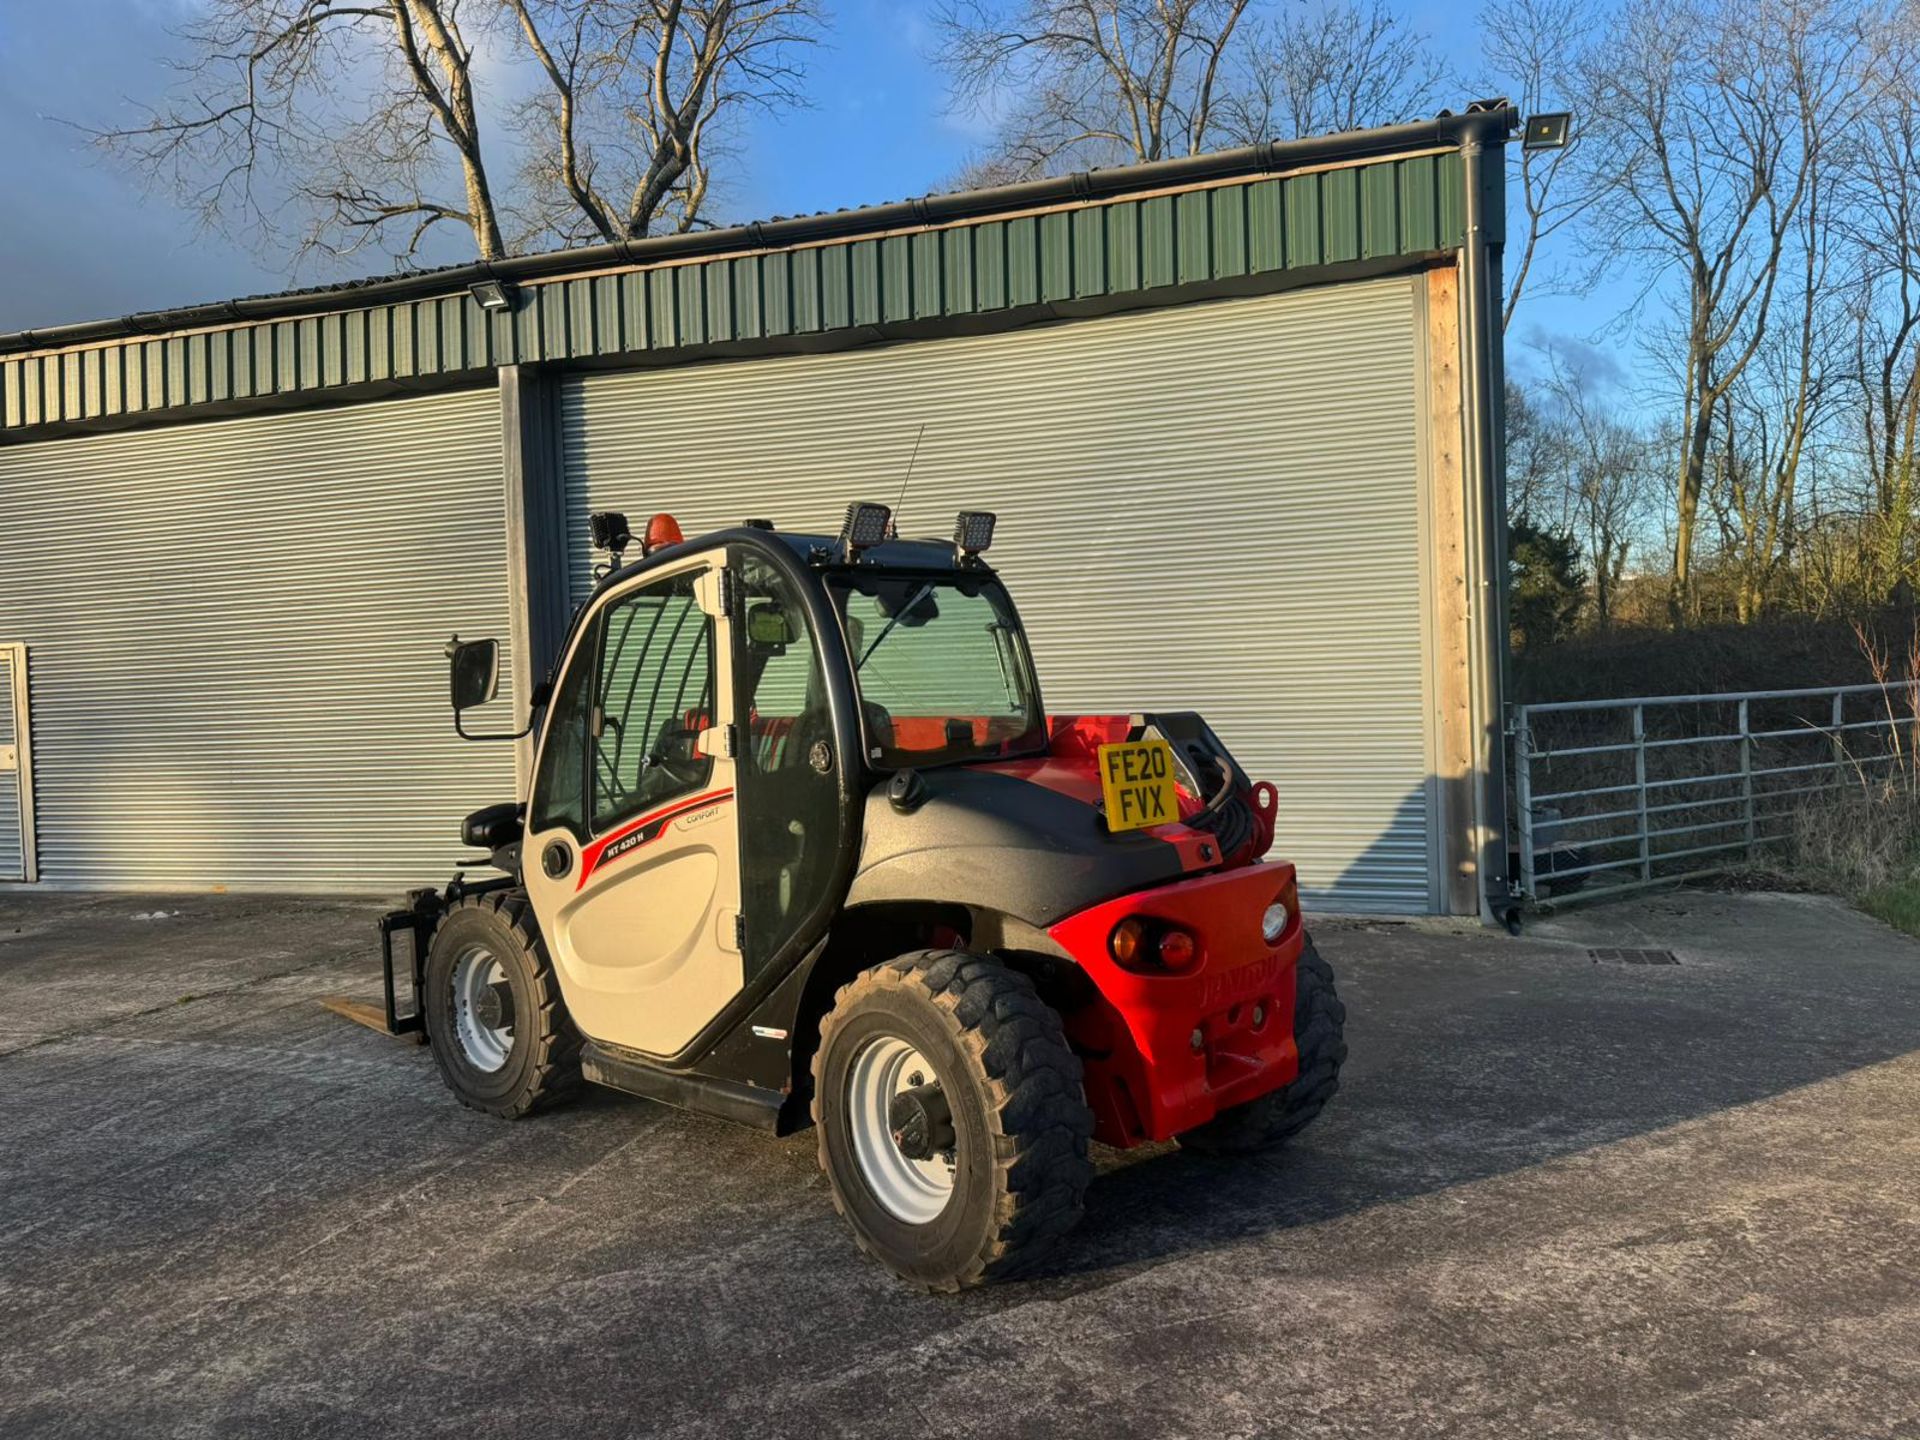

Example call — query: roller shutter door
[0,390,516,891]
[563,280,1436,912]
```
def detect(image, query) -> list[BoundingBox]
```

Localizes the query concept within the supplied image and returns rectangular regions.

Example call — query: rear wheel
[1176,936,1346,1154]
[813,950,1094,1291]
[423,890,581,1118]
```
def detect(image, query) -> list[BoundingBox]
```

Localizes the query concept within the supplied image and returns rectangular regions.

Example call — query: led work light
[839,501,893,555]
[589,511,632,557]
[1523,112,1572,151]
[468,278,517,312]
[953,510,997,558]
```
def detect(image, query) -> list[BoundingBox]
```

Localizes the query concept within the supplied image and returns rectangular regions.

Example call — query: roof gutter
[0,107,1516,357]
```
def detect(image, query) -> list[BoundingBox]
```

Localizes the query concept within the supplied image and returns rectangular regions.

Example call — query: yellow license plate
[1097,740,1179,832]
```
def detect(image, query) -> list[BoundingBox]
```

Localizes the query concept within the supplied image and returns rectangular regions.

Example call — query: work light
[953,510,997,557]
[1523,112,1572,151]
[468,278,517,312]
[589,511,632,556]
[839,501,893,554]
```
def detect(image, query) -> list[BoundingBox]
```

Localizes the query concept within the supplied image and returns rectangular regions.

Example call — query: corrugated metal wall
[0,648,21,881]
[2,152,1468,438]
[0,389,517,891]
[562,280,1436,912]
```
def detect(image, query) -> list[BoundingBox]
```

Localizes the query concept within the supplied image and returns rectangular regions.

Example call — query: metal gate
[1514,683,1901,905]
[0,644,32,881]
[561,280,1440,912]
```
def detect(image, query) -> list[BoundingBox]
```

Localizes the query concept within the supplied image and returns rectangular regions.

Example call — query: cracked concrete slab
[1,888,1916,1438]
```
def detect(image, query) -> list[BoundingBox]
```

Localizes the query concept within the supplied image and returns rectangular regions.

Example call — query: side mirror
[447,637,500,712]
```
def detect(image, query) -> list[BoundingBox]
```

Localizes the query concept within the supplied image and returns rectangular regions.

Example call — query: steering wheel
[649,726,710,792]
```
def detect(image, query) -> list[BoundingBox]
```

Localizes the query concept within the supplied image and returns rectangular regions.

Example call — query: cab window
[828,572,1044,768]
[530,622,595,838]
[590,570,716,832]
[734,551,837,975]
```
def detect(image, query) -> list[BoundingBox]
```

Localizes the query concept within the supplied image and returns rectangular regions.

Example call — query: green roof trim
[2,149,1477,438]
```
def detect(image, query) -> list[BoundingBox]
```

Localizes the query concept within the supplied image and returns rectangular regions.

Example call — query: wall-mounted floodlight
[469,277,517,312]
[1523,112,1572,151]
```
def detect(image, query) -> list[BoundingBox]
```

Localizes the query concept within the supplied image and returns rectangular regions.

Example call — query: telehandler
[381,503,1346,1290]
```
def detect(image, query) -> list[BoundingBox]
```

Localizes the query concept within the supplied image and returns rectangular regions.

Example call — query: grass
[1686,617,1920,939]
[1779,779,1920,938]
[1859,878,1920,937]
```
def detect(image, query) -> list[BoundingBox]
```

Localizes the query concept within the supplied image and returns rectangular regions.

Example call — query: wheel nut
[1190,1028,1205,1052]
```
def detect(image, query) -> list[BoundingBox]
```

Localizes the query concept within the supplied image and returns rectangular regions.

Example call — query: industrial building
[0,104,1518,917]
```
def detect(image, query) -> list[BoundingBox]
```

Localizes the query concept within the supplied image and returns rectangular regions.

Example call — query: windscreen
[828,571,1046,769]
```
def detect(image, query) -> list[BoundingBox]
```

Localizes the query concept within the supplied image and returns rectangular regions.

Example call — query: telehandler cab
[382,502,1346,1290]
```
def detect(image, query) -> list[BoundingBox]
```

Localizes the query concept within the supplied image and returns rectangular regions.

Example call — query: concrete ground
[1,890,1917,1440]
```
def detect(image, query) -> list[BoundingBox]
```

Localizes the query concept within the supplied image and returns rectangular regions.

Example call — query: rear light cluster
[1108,917,1201,974]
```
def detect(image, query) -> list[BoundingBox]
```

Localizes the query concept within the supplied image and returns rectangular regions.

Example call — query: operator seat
[462,802,524,851]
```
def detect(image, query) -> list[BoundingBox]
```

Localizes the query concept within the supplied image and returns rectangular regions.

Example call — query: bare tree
[1708,318,1831,622]
[1716,129,1842,620]
[1477,0,1600,329]
[1579,0,1865,618]
[504,0,819,249]
[1212,0,1447,145]
[87,0,820,266]
[932,0,1254,179]
[1504,380,1574,530]
[1839,12,1920,604]
[933,0,1455,181]
[1539,353,1652,625]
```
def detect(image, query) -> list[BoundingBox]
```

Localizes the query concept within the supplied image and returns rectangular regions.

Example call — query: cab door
[522,553,745,1057]
[731,548,846,981]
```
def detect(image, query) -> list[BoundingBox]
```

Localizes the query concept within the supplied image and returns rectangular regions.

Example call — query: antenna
[891,424,926,539]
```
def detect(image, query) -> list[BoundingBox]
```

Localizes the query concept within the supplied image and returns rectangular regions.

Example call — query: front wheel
[812,951,1095,1291]
[423,890,581,1118]
[1176,936,1347,1154]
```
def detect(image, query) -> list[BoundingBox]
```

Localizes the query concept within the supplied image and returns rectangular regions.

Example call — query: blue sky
[0,0,1617,392]
[0,1,985,328]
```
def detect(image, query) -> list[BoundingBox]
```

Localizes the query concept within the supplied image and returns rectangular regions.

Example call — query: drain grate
[1588,947,1680,965]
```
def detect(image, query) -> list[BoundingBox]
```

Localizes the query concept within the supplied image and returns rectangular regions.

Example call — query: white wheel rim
[846,1035,956,1225]
[451,944,514,1073]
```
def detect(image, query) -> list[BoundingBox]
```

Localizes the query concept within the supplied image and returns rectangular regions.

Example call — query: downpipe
[1456,103,1521,930]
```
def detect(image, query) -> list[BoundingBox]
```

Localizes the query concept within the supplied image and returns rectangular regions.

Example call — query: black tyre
[812,950,1095,1292]
[1175,936,1346,1155]
[423,890,581,1119]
